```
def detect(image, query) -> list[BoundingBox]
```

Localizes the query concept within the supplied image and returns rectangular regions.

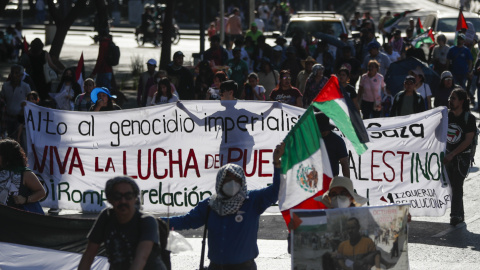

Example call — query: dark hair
[273,70,291,91]
[0,139,28,170]
[338,67,350,77]
[347,217,360,229]
[105,176,140,200]
[156,77,173,102]
[220,80,238,93]
[451,88,470,112]
[214,71,228,82]
[30,38,44,55]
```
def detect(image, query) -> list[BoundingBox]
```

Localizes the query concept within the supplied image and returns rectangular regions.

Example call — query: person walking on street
[137,59,158,107]
[447,33,473,91]
[390,75,425,117]
[443,88,477,226]
[166,51,195,100]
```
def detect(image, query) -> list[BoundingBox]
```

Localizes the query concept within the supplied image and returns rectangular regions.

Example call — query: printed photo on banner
[291,204,409,270]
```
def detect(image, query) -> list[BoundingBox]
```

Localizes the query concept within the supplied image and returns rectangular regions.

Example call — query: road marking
[432,215,480,237]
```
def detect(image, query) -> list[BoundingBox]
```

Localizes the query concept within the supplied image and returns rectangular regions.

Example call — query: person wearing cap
[78,176,167,270]
[163,143,285,269]
[389,75,425,117]
[166,51,195,100]
[296,56,316,94]
[409,66,432,110]
[362,40,391,76]
[434,71,457,108]
[89,87,121,111]
[245,22,263,45]
[447,33,473,90]
[315,112,350,178]
[358,60,385,119]
[303,64,327,108]
[430,34,450,75]
[270,70,303,107]
[137,58,158,107]
[226,47,249,98]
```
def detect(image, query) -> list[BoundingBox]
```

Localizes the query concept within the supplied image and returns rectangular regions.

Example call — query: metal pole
[200,0,206,55]
[220,0,225,45]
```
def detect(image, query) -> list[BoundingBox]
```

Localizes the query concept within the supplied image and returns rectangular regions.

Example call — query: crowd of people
[0,5,478,270]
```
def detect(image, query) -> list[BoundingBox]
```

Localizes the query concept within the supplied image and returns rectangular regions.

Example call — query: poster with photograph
[291,204,409,270]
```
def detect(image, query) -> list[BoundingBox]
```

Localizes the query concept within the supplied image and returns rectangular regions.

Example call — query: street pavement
[2,0,480,269]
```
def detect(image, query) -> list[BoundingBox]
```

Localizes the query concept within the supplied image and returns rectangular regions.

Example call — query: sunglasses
[110,192,136,201]
[282,76,291,80]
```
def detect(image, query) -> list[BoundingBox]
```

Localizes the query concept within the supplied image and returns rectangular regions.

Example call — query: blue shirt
[163,167,281,264]
[447,45,473,75]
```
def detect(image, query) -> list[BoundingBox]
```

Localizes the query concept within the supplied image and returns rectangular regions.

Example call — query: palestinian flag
[75,52,85,93]
[312,76,369,154]
[383,9,420,33]
[412,28,435,48]
[278,105,333,227]
[415,17,425,36]
[455,10,468,45]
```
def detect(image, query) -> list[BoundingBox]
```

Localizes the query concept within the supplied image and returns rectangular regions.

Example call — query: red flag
[75,52,84,92]
[456,10,468,31]
[23,36,28,53]
[415,18,425,35]
[428,28,435,43]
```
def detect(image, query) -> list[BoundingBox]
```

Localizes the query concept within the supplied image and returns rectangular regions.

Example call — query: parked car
[423,11,480,45]
[284,11,349,41]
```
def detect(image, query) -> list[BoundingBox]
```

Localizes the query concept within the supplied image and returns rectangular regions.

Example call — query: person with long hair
[89,87,121,111]
[444,88,476,226]
[206,71,228,100]
[0,138,46,214]
[74,78,96,111]
[151,77,179,105]
[55,67,81,110]
[269,70,303,107]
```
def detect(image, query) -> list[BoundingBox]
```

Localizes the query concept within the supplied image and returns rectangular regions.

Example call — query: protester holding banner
[0,138,45,214]
[444,88,476,226]
[390,75,425,117]
[150,78,179,105]
[89,87,121,111]
[74,78,95,111]
[163,142,285,269]
[270,70,303,107]
[78,176,167,270]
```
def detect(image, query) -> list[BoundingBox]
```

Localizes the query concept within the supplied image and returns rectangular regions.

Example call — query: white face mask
[331,195,351,208]
[222,181,241,197]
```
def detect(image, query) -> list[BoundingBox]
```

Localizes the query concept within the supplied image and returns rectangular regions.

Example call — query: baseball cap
[147,59,157,66]
[173,51,185,58]
[441,70,453,80]
[367,41,381,51]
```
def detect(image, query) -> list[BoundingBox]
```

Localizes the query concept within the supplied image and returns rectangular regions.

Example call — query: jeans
[361,100,381,119]
[445,154,470,218]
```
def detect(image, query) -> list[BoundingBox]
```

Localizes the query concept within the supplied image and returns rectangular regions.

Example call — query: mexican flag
[75,52,85,93]
[278,76,369,227]
[412,28,435,48]
[383,9,419,33]
[278,106,333,226]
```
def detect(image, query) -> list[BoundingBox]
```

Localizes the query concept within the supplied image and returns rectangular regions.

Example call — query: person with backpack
[91,33,118,91]
[444,88,477,227]
[78,176,167,270]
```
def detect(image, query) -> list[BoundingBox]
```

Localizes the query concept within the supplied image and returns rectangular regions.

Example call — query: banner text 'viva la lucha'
[25,101,303,213]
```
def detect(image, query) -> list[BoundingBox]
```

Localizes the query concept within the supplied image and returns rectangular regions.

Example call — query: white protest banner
[291,204,410,270]
[24,101,303,213]
[335,107,450,217]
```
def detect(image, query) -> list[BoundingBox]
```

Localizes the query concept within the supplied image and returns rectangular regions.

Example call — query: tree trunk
[160,0,175,69]
[94,0,109,36]
[47,0,87,60]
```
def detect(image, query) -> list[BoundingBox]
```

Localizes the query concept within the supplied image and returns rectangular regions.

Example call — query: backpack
[464,111,479,166]
[106,41,120,66]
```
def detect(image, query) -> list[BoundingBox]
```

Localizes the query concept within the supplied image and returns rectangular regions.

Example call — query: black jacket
[390,90,425,117]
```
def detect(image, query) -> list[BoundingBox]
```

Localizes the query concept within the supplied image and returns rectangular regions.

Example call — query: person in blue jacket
[163,142,285,270]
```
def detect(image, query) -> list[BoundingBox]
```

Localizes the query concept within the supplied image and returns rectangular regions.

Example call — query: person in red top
[91,34,114,90]
[269,70,303,107]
